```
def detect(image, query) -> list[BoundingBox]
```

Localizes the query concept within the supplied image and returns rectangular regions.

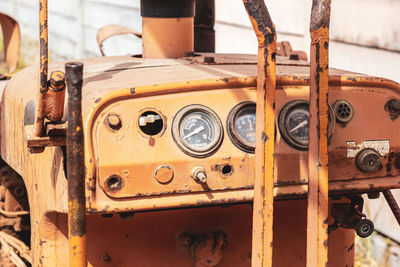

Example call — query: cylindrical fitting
[65,62,87,267]
[192,166,207,183]
[356,149,380,173]
[141,0,195,58]
[45,71,66,122]
[194,0,215,53]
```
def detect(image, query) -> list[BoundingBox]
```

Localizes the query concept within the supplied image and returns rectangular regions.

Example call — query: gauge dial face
[173,105,223,157]
[286,108,309,145]
[227,102,256,153]
[278,100,335,150]
[278,100,310,150]
[180,112,216,150]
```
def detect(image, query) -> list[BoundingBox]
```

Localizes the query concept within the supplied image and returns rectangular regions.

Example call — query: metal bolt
[203,56,215,64]
[107,114,122,130]
[192,166,207,183]
[367,191,380,199]
[101,254,111,263]
[49,71,66,89]
[184,51,194,57]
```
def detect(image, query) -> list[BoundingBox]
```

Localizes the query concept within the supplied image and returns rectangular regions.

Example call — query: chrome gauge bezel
[172,104,223,158]
[227,101,256,153]
[278,100,335,151]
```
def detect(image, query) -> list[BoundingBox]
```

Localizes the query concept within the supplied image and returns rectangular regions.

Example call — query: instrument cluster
[170,99,336,156]
[171,102,257,157]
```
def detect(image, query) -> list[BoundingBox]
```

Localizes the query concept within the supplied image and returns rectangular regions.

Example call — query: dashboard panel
[92,82,400,204]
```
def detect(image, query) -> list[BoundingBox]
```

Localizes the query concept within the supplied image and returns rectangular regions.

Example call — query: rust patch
[384,99,400,120]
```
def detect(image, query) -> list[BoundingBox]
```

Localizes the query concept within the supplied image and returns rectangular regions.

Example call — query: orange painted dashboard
[78,54,400,213]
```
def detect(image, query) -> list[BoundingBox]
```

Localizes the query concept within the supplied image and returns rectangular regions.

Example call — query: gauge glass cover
[172,105,223,157]
[227,102,256,153]
[285,108,309,146]
[180,111,216,150]
[278,100,335,150]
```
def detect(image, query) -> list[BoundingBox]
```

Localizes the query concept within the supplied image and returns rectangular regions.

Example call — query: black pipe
[194,0,215,52]
[65,62,86,264]
[140,0,195,18]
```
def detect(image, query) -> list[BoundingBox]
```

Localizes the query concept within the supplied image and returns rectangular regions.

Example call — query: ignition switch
[356,148,380,173]
[192,166,207,183]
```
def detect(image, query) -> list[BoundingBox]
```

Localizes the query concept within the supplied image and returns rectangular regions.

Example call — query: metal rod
[383,190,400,226]
[242,0,276,266]
[35,0,48,137]
[66,62,87,267]
[307,0,331,266]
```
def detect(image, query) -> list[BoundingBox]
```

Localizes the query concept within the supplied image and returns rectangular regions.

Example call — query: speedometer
[227,102,256,153]
[172,105,223,157]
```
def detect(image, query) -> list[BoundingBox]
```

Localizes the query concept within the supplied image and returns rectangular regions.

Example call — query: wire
[0,207,29,217]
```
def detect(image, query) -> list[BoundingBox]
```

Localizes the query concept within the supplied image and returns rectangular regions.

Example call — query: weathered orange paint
[307,0,331,265]
[2,53,400,265]
[35,0,49,137]
[242,0,276,266]
[142,17,194,58]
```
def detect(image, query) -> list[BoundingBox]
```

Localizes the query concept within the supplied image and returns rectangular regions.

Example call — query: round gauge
[227,102,256,153]
[278,100,335,150]
[278,100,309,150]
[172,105,223,157]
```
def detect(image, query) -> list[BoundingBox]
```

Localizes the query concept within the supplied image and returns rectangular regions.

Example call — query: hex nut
[50,71,66,89]
[192,166,207,183]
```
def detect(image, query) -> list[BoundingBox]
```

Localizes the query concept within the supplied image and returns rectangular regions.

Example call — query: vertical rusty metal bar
[35,0,48,136]
[66,62,87,267]
[242,1,276,266]
[307,1,331,266]
[383,190,400,226]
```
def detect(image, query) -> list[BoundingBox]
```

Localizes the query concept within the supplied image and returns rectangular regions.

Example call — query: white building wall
[1,0,399,81]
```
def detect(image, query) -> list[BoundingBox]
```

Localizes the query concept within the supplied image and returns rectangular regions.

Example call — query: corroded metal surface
[34,0,49,137]
[242,0,276,266]
[307,0,331,266]
[66,62,87,267]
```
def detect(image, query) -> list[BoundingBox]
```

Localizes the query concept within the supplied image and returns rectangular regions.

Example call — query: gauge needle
[183,126,205,139]
[249,118,253,131]
[289,120,308,133]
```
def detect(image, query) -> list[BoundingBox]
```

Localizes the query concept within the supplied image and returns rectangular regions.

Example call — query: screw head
[107,114,122,130]
[101,254,111,263]
[203,56,215,64]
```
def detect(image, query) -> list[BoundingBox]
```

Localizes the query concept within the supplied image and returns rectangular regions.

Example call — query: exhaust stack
[141,0,195,58]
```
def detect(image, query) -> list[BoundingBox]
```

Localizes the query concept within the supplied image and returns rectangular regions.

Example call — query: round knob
[356,149,380,173]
